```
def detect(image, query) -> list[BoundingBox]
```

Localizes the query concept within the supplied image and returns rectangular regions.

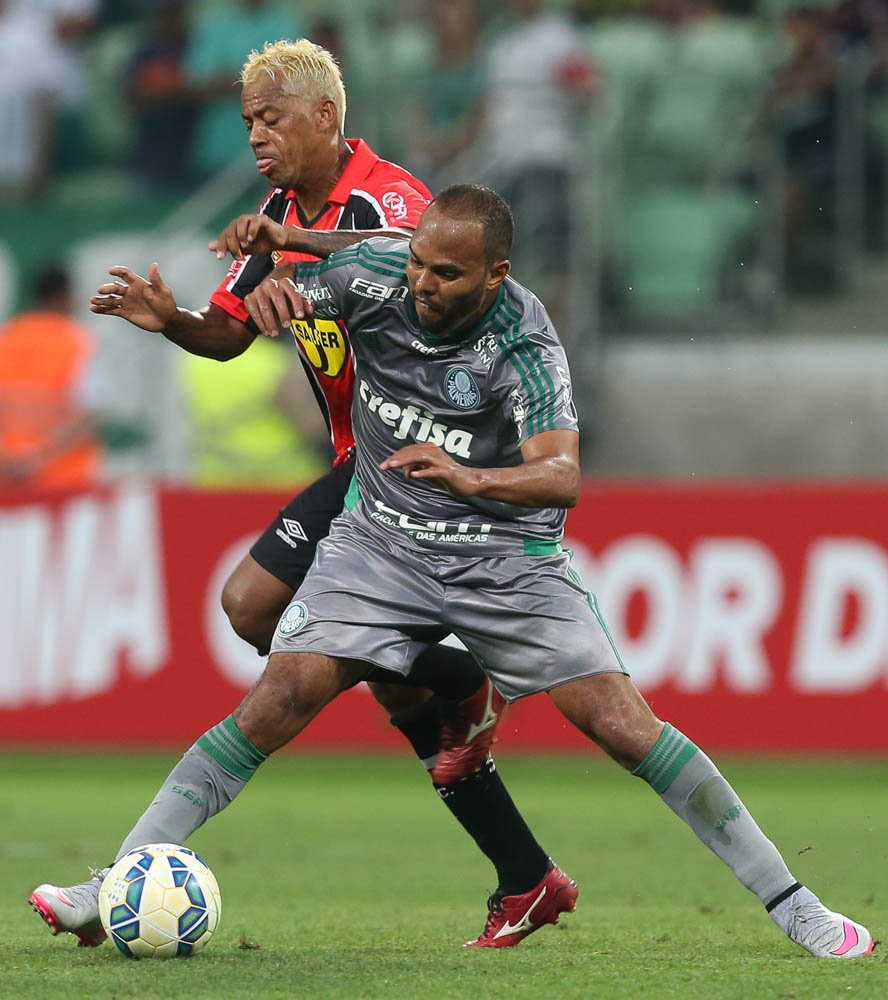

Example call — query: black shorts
[249,455,356,591]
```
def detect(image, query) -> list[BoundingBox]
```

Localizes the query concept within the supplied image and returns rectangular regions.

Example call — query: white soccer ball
[98,843,222,958]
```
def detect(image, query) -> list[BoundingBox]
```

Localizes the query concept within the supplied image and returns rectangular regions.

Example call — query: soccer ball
[98,843,222,958]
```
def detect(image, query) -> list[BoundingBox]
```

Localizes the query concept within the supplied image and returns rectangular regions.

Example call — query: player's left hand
[380,444,479,497]
[244,270,314,338]
[209,215,287,260]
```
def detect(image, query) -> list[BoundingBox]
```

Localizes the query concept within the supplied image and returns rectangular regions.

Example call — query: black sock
[437,759,549,896]
[390,694,444,761]
[390,702,549,895]
[410,645,486,701]
[368,645,484,703]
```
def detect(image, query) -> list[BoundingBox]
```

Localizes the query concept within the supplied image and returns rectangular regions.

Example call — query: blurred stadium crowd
[2,0,887,486]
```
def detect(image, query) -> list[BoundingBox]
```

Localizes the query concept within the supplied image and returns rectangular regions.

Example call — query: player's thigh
[270,515,444,676]
[448,550,628,701]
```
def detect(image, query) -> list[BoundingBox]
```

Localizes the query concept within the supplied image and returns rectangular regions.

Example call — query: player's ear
[486,259,510,291]
[316,97,339,132]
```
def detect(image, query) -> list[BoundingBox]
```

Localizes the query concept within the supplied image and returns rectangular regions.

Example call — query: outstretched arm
[209,214,409,262]
[379,429,581,509]
[89,263,255,360]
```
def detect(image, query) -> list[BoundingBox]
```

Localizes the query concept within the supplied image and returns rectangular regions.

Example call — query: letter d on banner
[791,539,888,692]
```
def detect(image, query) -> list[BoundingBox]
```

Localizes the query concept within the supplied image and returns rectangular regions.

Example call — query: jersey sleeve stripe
[524,342,558,432]
[357,243,410,267]
[496,298,559,436]
[505,343,548,436]
[295,248,405,284]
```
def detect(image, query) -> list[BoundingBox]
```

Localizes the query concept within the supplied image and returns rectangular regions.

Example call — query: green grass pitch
[1,749,886,999]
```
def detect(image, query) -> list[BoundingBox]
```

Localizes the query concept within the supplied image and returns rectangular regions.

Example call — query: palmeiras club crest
[444,367,479,409]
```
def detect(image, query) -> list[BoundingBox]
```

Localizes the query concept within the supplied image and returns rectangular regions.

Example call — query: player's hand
[89,263,178,332]
[380,444,479,497]
[244,272,314,339]
[209,215,287,260]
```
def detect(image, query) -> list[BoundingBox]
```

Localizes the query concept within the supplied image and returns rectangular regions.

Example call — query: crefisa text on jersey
[359,379,474,457]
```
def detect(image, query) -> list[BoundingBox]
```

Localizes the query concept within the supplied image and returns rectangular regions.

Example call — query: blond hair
[241,39,347,129]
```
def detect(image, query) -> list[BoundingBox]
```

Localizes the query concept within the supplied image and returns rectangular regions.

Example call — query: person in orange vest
[0,264,104,490]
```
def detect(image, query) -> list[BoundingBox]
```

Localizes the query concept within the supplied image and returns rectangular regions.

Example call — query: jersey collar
[327,138,379,205]
[282,139,378,204]
[414,284,507,347]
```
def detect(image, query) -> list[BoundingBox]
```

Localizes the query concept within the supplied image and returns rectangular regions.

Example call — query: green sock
[634,724,796,904]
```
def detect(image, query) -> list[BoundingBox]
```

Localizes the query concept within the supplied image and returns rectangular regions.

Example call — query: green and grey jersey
[294,236,579,555]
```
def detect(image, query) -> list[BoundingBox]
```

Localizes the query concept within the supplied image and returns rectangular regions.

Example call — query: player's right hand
[244,272,314,339]
[89,264,177,332]
[209,215,287,260]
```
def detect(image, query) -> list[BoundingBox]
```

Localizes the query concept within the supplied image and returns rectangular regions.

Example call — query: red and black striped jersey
[210,139,431,466]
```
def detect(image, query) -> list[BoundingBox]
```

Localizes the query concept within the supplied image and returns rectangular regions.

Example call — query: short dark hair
[431,184,514,262]
[33,264,70,304]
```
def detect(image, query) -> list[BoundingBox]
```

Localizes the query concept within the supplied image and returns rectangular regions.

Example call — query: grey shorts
[269,512,628,702]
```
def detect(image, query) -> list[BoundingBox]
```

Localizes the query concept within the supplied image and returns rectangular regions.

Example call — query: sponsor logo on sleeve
[349,277,409,302]
[382,191,408,221]
[509,387,527,439]
[293,283,334,304]
[556,366,578,423]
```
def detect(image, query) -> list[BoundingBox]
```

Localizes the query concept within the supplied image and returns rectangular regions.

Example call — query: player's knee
[368,681,433,719]
[221,575,267,650]
[235,653,356,752]
[548,673,661,769]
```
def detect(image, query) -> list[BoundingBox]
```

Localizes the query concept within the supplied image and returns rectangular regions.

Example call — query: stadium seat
[615,185,760,319]
[583,17,672,141]
[639,17,768,185]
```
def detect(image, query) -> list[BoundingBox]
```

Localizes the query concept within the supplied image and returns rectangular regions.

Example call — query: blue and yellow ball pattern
[98,843,222,958]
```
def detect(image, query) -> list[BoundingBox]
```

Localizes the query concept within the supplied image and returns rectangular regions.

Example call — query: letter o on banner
[596,536,686,687]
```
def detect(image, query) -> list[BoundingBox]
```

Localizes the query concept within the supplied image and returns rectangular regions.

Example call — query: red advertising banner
[0,481,885,751]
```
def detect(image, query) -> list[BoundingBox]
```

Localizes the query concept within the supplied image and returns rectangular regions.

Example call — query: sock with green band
[115,716,266,860]
[634,723,797,905]
[197,714,268,780]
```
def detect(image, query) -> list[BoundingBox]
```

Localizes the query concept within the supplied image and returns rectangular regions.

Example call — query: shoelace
[59,877,103,911]
[789,903,843,952]
[478,892,506,939]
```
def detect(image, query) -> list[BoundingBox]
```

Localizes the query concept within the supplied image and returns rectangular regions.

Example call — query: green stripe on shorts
[523,538,563,555]
[344,475,361,511]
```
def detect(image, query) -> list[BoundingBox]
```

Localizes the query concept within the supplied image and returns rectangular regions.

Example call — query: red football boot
[431,676,507,784]
[465,862,579,949]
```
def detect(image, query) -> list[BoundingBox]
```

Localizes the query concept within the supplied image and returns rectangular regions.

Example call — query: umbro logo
[275,518,308,550]
[282,518,308,542]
